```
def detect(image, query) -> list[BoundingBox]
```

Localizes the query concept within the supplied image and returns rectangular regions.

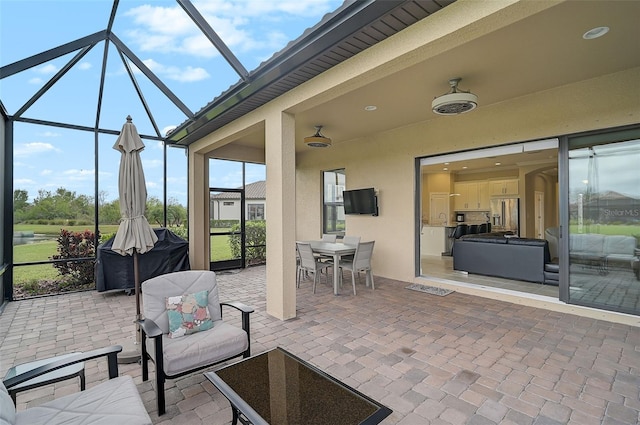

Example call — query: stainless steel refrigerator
[490,198,520,235]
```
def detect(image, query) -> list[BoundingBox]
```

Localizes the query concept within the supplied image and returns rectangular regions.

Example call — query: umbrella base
[116,318,142,364]
[117,338,141,364]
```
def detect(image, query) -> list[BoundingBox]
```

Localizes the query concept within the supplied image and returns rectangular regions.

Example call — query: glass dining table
[307,240,356,295]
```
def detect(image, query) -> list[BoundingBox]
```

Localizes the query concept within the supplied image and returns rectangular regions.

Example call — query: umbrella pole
[134,249,142,344]
[118,249,143,364]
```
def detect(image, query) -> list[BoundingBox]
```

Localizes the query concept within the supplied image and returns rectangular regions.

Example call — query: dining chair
[340,235,360,261]
[317,234,338,263]
[342,235,361,246]
[296,241,333,293]
[337,241,375,295]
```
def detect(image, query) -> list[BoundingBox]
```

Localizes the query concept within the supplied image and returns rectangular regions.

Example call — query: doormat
[405,284,454,296]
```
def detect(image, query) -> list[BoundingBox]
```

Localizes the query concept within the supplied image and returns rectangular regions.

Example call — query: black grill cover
[96,228,190,292]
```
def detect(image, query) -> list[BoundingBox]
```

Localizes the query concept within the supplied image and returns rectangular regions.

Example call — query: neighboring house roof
[167,0,454,146]
[210,181,266,200]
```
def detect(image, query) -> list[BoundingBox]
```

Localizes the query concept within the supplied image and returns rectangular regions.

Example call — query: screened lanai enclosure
[0,0,286,303]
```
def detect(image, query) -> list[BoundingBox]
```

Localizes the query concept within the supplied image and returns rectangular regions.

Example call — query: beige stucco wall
[185,0,640,324]
[295,68,640,285]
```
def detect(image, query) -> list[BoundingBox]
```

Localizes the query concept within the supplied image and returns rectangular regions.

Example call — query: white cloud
[38,131,61,138]
[78,62,92,70]
[143,159,164,169]
[162,125,177,137]
[140,59,209,82]
[123,0,341,58]
[62,169,95,181]
[36,64,58,74]
[14,142,60,157]
[28,77,43,85]
[14,178,36,186]
[41,169,53,176]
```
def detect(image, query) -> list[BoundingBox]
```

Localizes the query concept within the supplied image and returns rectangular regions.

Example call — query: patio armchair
[138,270,254,415]
[1,345,152,425]
[337,241,376,295]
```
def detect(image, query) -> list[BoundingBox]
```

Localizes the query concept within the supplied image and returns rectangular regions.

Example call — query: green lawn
[14,223,120,236]
[211,233,234,261]
[568,223,640,237]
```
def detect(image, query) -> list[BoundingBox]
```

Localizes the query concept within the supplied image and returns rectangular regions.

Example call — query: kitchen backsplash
[457,211,490,224]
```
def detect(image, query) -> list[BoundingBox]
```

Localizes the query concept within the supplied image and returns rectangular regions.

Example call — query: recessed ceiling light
[583,26,609,40]
[444,162,450,165]
[462,166,468,169]
[443,167,448,171]
[364,105,377,111]
[495,162,501,166]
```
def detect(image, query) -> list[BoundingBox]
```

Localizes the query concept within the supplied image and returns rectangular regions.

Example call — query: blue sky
[1,0,343,205]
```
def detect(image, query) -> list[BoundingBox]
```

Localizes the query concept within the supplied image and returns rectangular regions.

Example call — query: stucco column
[265,112,297,320]
[188,149,209,270]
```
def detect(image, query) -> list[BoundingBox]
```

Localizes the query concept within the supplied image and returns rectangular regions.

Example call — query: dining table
[308,240,357,295]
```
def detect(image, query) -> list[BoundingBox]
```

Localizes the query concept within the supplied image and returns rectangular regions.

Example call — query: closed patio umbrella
[112,116,158,332]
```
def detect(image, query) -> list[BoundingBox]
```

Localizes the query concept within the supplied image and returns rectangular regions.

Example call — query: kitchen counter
[421,225,447,256]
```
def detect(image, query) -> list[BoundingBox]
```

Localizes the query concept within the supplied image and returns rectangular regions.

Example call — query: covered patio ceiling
[198,1,640,154]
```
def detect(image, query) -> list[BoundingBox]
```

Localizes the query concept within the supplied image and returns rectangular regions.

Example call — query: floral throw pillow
[166,290,214,338]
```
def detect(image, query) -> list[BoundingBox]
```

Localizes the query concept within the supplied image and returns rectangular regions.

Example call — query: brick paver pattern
[1,266,638,424]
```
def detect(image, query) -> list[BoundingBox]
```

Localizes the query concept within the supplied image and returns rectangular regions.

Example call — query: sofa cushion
[14,375,151,425]
[0,379,16,425]
[459,235,507,244]
[507,238,547,247]
[603,235,637,256]
[570,233,605,255]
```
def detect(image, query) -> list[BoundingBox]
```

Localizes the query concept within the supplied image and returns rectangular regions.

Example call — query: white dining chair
[338,241,375,295]
[340,235,360,261]
[342,235,361,246]
[296,241,333,292]
[321,234,337,243]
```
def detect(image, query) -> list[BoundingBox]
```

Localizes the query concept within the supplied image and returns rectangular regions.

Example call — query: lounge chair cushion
[0,380,16,425]
[14,375,151,425]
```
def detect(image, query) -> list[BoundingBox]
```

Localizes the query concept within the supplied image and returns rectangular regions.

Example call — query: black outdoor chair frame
[139,302,253,415]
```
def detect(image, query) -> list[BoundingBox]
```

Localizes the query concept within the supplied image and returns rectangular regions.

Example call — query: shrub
[228,220,266,265]
[50,229,97,285]
[169,225,188,240]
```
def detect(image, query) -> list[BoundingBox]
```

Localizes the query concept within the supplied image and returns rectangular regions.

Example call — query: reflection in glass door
[567,128,640,315]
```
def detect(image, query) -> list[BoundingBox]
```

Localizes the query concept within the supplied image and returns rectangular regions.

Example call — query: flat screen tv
[343,188,378,216]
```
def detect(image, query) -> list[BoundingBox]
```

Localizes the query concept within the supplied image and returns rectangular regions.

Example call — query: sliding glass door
[566,126,640,315]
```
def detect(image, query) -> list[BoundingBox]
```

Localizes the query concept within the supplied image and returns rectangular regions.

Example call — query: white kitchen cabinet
[453,181,490,210]
[489,179,519,196]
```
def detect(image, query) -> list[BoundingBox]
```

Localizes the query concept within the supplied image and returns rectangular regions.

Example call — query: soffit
[208,0,640,154]
[167,0,456,145]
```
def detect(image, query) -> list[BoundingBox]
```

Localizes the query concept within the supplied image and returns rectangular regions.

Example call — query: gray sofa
[570,233,639,279]
[453,234,552,284]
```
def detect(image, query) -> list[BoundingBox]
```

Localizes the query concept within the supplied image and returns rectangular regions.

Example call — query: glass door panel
[567,131,640,315]
[210,189,244,271]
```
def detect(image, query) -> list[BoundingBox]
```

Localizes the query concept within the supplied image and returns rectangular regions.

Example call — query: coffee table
[205,347,392,425]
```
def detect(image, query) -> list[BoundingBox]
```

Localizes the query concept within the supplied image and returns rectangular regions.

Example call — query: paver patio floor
[1,265,639,424]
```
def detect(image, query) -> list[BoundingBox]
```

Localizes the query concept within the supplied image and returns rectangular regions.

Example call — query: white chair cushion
[142,270,222,335]
[147,321,248,376]
[0,380,16,425]
[14,376,151,425]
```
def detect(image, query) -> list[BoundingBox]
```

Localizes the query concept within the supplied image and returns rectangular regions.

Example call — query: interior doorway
[429,192,449,225]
